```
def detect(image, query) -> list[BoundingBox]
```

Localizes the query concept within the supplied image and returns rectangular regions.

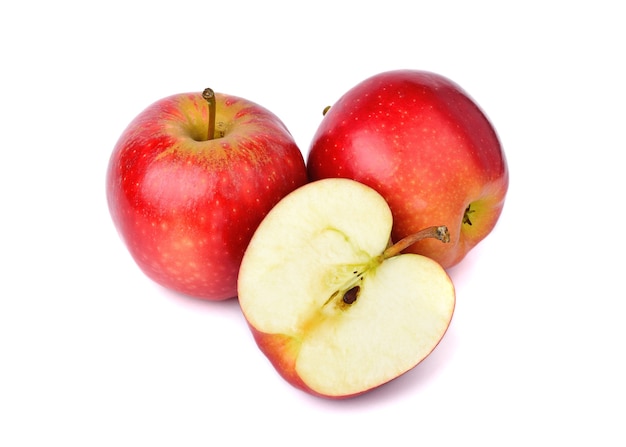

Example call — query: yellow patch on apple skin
[458,180,508,250]
[150,92,289,171]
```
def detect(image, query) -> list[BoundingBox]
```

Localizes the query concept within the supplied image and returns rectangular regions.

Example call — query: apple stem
[381,226,450,260]
[202,88,216,141]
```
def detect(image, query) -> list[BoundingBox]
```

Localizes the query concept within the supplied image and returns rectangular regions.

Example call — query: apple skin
[250,332,315,397]
[106,91,308,300]
[307,70,509,268]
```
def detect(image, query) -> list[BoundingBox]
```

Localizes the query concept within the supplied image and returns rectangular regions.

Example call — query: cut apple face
[237,178,455,398]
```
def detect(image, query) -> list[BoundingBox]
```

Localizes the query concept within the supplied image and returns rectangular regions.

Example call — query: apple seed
[342,286,360,305]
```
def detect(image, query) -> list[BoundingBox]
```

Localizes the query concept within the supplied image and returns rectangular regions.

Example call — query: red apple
[238,178,455,398]
[307,70,509,268]
[107,89,308,300]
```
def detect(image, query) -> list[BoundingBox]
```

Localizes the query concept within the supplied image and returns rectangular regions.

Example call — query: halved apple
[237,178,455,398]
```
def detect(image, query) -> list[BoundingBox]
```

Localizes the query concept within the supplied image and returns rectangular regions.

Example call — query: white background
[1,1,624,445]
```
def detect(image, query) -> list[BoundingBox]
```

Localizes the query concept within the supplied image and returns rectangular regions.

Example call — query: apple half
[238,178,455,398]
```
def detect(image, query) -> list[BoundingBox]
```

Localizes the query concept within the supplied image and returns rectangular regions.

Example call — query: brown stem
[381,226,450,260]
[202,88,216,141]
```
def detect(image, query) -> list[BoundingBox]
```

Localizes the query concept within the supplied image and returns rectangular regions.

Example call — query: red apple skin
[107,92,308,300]
[248,328,316,396]
[307,70,508,268]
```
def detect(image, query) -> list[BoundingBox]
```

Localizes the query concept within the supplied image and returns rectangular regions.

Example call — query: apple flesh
[307,70,509,269]
[238,178,455,398]
[107,89,307,300]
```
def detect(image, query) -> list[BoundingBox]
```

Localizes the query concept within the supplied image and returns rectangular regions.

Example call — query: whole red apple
[307,70,509,268]
[107,89,308,300]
